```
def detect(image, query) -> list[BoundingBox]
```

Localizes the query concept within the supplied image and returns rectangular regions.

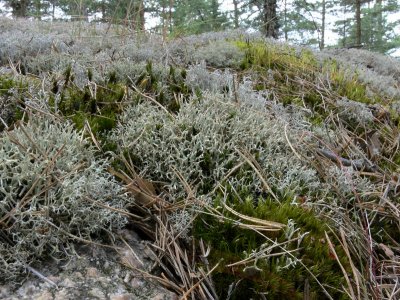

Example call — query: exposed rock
[0,229,177,300]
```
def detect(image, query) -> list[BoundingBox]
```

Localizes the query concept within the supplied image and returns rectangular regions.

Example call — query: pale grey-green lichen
[111,91,321,202]
[0,113,129,282]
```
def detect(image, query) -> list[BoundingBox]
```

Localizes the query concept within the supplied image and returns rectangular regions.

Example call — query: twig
[316,148,377,172]
[25,265,58,289]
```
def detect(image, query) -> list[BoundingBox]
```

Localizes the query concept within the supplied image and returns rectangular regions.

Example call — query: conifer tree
[4,0,52,19]
[333,0,400,53]
[154,0,227,35]
[5,0,31,17]
[243,0,279,38]
[98,0,145,28]
[263,0,278,38]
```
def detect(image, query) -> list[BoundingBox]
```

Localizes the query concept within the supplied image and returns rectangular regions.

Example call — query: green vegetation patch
[49,68,128,143]
[194,194,349,299]
[133,61,190,113]
[0,75,28,131]
[235,40,386,121]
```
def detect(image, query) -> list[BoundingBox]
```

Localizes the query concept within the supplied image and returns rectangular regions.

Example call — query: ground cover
[0,18,399,299]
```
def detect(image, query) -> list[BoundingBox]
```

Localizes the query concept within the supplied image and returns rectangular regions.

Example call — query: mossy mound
[194,195,349,299]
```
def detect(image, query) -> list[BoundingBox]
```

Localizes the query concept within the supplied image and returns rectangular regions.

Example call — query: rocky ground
[0,229,178,300]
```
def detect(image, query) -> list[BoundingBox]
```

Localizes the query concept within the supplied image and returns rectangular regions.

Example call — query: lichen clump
[111,91,320,201]
[0,114,128,282]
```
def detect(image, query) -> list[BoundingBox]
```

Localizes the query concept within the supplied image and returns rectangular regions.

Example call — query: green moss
[49,70,128,144]
[303,91,323,107]
[0,75,29,130]
[132,62,191,113]
[232,39,392,136]
[235,40,318,76]
[0,75,30,100]
[235,40,386,109]
[108,70,118,84]
[87,68,93,82]
[0,76,18,95]
[193,192,350,299]
[63,64,73,87]
[322,60,385,105]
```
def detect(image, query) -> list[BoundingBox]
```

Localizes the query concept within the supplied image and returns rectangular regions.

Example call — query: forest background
[0,0,399,57]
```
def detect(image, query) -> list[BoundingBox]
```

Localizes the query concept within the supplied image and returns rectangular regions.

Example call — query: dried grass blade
[179,261,221,300]
[222,202,284,229]
[339,228,363,299]
[235,147,280,203]
[284,123,302,160]
[84,120,101,151]
[325,231,357,300]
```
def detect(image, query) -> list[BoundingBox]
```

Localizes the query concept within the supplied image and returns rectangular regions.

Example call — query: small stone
[61,278,75,288]
[89,287,105,298]
[123,273,131,283]
[130,278,145,289]
[36,290,53,300]
[103,261,110,270]
[143,247,154,259]
[98,276,111,284]
[153,293,179,300]
[71,272,83,280]
[86,267,99,278]
[110,294,133,300]
[113,267,121,277]
[54,288,69,300]
[46,275,61,284]
[0,286,10,298]
[118,229,140,242]
[18,284,37,296]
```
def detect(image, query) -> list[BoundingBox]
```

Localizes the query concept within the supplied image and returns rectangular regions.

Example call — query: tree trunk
[376,0,383,44]
[283,0,288,41]
[101,0,106,21]
[168,0,174,33]
[162,0,167,39]
[320,0,326,50]
[10,0,30,18]
[211,0,219,30]
[34,0,41,20]
[263,0,278,38]
[71,1,88,21]
[138,0,145,30]
[355,0,362,46]
[342,4,347,47]
[233,0,239,29]
[126,0,139,29]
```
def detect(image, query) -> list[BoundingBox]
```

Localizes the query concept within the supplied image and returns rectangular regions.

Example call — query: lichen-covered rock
[0,230,177,300]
